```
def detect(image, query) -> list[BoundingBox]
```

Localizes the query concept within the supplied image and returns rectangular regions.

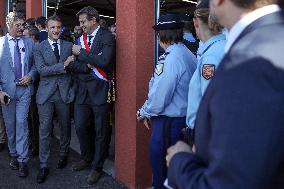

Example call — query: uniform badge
[155,63,164,76]
[202,64,215,80]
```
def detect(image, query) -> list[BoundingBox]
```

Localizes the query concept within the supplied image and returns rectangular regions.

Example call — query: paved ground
[0,140,127,189]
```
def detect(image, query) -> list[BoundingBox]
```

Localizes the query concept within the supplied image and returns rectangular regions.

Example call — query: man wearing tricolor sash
[66,6,115,185]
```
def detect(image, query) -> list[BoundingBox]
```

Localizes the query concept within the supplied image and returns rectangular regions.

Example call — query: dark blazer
[168,11,284,189]
[39,31,48,43]
[34,40,75,104]
[67,27,115,105]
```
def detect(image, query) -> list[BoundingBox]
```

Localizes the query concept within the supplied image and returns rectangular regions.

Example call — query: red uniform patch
[202,64,215,80]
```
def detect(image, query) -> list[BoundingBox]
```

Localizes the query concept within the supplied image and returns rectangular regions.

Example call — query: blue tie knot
[13,38,20,46]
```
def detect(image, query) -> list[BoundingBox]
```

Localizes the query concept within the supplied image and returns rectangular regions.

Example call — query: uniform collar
[165,42,182,53]
[197,34,226,55]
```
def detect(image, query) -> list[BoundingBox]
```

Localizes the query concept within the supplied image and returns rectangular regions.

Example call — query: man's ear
[193,18,199,29]
[211,0,224,6]
[92,17,97,25]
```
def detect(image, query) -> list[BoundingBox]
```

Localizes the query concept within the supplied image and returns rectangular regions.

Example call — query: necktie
[13,38,22,81]
[88,35,93,47]
[52,42,60,62]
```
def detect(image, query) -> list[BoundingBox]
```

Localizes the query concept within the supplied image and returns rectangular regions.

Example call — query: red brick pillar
[26,0,43,19]
[115,0,154,188]
[0,0,5,29]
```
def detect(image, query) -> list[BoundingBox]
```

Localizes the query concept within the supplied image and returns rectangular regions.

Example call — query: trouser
[0,108,5,144]
[74,103,109,171]
[149,116,186,189]
[2,86,31,163]
[38,89,71,168]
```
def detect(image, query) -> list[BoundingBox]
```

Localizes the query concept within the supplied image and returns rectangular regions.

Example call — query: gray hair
[6,12,25,25]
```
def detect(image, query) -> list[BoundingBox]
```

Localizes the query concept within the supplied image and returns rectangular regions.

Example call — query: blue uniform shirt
[186,34,226,128]
[140,42,197,118]
[183,32,196,43]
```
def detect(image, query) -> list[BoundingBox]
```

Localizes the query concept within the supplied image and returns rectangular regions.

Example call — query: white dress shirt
[7,33,25,78]
[48,38,61,55]
[225,4,281,53]
[88,26,100,47]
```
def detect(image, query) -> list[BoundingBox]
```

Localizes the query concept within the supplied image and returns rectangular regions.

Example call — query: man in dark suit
[35,16,48,43]
[34,15,75,184]
[67,6,115,185]
[166,0,284,189]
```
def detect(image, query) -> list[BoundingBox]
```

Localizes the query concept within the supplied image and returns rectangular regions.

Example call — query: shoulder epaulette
[158,52,170,61]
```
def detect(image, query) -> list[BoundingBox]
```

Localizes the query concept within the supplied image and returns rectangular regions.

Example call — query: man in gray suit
[34,15,75,184]
[0,12,37,177]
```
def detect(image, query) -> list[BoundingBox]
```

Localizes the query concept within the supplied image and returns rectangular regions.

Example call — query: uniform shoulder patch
[202,64,215,80]
[155,63,164,76]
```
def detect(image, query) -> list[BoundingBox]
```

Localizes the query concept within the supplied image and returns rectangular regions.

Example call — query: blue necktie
[52,42,60,62]
[88,35,93,47]
[13,38,22,81]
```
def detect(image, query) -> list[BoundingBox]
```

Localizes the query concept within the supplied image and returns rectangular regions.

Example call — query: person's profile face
[47,20,62,41]
[78,14,97,35]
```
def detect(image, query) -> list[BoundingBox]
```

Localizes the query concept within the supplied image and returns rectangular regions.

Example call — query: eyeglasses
[14,23,26,28]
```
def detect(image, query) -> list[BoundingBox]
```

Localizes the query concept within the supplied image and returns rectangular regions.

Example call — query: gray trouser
[0,108,5,143]
[2,86,31,163]
[38,89,71,168]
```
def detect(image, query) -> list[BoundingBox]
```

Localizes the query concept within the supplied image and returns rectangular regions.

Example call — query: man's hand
[64,55,75,67]
[72,45,82,56]
[166,141,192,167]
[87,64,94,69]
[19,75,32,85]
[0,91,10,105]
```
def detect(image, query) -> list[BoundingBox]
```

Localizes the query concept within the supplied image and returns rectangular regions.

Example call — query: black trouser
[74,102,109,171]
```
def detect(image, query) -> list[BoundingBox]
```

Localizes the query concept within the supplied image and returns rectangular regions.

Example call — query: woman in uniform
[137,14,197,189]
[186,0,227,130]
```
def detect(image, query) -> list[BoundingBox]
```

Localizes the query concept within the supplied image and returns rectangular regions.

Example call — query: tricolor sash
[79,33,108,81]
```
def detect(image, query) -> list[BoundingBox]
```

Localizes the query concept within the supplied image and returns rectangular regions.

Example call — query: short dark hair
[25,18,36,26]
[35,16,46,28]
[158,29,183,44]
[76,6,100,22]
[26,25,40,40]
[6,12,25,25]
[46,15,62,26]
[230,0,278,8]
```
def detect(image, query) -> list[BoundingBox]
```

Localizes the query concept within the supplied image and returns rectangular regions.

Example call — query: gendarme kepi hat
[153,13,185,31]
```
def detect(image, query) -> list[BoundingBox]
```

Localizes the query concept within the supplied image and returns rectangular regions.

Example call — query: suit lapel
[43,40,57,63]
[22,38,29,75]
[90,28,102,52]
[4,36,14,70]
[59,40,66,62]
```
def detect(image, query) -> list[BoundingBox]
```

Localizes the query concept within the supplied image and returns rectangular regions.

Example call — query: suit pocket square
[98,52,103,56]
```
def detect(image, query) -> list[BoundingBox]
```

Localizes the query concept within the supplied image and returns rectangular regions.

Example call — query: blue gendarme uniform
[186,34,226,129]
[139,42,197,189]
[140,42,197,118]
